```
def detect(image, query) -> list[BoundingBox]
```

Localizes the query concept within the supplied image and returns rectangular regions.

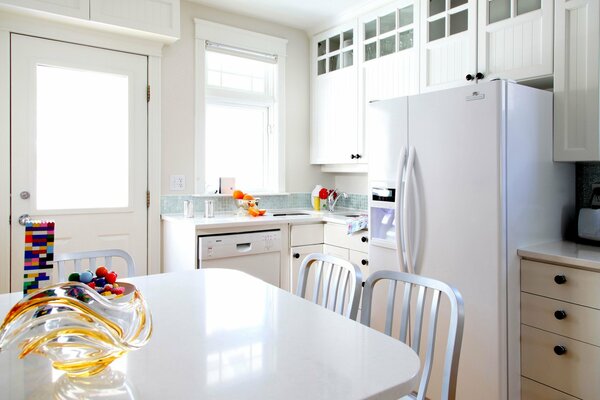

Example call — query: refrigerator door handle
[403,146,416,274]
[395,146,407,272]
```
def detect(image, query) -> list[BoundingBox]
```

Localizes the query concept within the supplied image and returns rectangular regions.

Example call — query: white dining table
[0,269,420,399]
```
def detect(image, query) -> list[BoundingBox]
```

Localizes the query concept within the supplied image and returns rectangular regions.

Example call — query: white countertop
[162,208,367,229]
[518,241,600,272]
[0,269,420,399]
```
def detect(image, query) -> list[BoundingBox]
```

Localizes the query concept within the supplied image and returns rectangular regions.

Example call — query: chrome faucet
[328,189,348,212]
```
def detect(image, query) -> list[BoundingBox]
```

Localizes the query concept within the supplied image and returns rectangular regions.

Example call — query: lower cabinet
[290,244,323,295]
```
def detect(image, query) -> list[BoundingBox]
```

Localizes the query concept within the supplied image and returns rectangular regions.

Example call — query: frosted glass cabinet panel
[477,0,552,82]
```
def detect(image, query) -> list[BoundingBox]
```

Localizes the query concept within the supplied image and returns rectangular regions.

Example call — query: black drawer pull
[361,236,368,243]
[554,274,567,284]
[554,310,567,320]
[361,259,368,266]
[293,253,300,259]
[553,345,567,356]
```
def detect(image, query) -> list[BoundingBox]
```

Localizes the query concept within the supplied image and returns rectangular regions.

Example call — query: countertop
[518,241,600,272]
[0,269,420,399]
[161,208,367,229]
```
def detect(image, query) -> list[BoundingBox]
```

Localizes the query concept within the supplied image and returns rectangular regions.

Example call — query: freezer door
[407,81,506,400]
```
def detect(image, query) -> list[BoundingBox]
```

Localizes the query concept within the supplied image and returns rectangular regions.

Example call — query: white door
[10,34,148,292]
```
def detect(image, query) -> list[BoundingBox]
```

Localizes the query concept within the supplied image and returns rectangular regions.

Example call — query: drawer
[521,260,600,309]
[521,292,600,346]
[323,244,349,260]
[348,250,369,281]
[290,223,324,246]
[521,377,578,400]
[324,223,368,252]
[521,324,600,399]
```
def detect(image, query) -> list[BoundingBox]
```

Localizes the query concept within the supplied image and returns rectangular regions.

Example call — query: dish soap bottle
[311,185,322,211]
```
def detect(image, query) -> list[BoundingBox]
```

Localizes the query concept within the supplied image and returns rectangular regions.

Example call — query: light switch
[170,175,185,191]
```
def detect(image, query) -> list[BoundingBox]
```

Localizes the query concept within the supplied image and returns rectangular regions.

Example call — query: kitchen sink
[272,213,310,217]
[341,214,361,218]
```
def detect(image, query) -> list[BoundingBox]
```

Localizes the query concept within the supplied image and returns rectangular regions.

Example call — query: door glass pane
[318,40,326,56]
[342,50,353,67]
[36,65,129,210]
[365,42,377,61]
[450,0,468,8]
[380,36,396,57]
[398,29,414,51]
[489,0,510,24]
[328,34,340,52]
[450,10,468,35]
[317,59,326,75]
[398,5,413,28]
[429,0,445,16]
[429,18,446,41]
[517,0,541,15]
[329,54,340,72]
[380,12,396,35]
[365,20,377,40]
[205,104,267,192]
[343,29,353,47]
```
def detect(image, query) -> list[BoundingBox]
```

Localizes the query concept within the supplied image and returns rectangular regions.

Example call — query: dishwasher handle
[236,243,252,252]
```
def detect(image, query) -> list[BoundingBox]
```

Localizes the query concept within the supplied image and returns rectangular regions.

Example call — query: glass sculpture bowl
[0,281,152,377]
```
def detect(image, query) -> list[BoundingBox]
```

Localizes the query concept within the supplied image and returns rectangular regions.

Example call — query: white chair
[296,253,362,320]
[53,249,136,281]
[360,270,464,400]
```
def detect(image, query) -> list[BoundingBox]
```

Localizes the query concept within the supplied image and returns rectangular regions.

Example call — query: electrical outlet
[170,175,185,191]
[591,184,600,207]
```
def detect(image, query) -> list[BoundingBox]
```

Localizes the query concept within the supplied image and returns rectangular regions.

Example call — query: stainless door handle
[18,214,31,226]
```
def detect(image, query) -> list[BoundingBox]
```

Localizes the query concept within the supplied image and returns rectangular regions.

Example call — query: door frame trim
[0,14,164,293]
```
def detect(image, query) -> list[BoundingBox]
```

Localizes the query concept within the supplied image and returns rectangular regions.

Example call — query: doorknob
[20,191,30,200]
[18,214,31,226]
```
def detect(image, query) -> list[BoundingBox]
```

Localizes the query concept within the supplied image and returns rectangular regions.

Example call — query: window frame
[195,19,287,194]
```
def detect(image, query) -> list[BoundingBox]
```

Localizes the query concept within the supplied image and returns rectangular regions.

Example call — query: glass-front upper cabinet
[420,0,477,92]
[315,24,356,76]
[477,0,553,82]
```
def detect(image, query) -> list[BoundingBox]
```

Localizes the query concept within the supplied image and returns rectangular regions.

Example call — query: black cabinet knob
[476,72,485,80]
[553,345,567,356]
[554,274,567,284]
[293,253,300,259]
[361,259,368,266]
[466,74,474,81]
[351,154,357,159]
[554,310,567,320]
[361,236,368,243]
[356,154,362,159]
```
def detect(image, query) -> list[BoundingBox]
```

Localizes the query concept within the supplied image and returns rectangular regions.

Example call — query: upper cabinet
[0,0,180,41]
[419,0,477,92]
[554,0,600,161]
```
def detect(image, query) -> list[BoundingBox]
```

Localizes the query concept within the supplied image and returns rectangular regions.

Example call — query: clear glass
[328,34,340,52]
[206,51,274,95]
[398,29,414,51]
[329,54,340,72]
[318,40,326,56]
[398,5,413,28]
[450,0,468,8]
[429,18,446,41]
[342,51,353,67]
[450,10,469,35]
[365,19,377,40]
[365,42,377,61]
[380,36,396,57]
[36,65,129,210]
[517,0,541,15]
[317,59,326,75]
[205,103,268,192]
[342,29,353,47]
[380,12,396,34]
[0,282,152,377]
[429,0,445,16]
[489,0,510,24]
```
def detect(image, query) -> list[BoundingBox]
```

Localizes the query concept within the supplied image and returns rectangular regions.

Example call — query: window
[196,20,287,194]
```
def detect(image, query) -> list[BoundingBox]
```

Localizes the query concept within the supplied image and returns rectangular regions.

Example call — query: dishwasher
[198,229,282,287]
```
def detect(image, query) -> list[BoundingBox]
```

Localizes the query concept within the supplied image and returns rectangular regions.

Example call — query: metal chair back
[53,249,136,281]
[296,253,362,320]
[360,270,464,400]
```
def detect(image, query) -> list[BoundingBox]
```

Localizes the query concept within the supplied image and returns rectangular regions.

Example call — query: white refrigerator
[367,81,574,400]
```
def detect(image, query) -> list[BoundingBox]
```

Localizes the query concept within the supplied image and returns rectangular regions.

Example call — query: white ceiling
[187,0,378,33]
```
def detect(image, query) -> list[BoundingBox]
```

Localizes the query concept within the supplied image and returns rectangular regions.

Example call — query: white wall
[334,174,368,194]
[162,0,333,194]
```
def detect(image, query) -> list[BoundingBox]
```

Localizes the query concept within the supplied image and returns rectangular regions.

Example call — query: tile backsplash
[161,193,368,214]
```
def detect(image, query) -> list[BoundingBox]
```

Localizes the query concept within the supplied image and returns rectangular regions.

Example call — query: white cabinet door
[90,0,180,39]
[0,0,89,19]
[478,0,553,82]
[420,0,477,92]
[290,244,323,294]
[554,0,600,161]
